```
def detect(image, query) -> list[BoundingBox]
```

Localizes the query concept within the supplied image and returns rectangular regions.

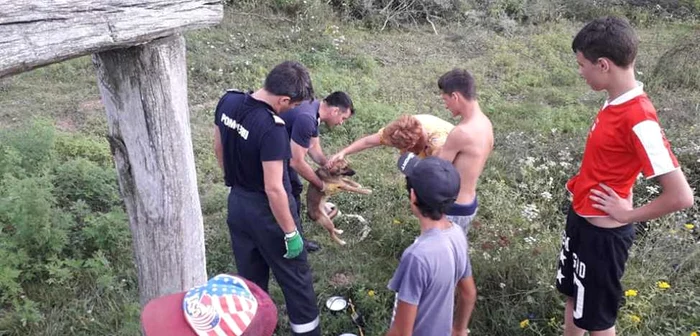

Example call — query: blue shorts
[446,197,478,235]
[446,197,478,277]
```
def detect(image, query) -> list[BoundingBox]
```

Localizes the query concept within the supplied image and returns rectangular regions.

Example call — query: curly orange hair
[381,115,423,151]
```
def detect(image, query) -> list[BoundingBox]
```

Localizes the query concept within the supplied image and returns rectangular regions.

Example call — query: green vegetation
[0,1,698,335]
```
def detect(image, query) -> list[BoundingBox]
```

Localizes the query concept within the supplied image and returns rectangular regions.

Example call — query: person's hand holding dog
[325,152,345,169]
[283,230,304,259]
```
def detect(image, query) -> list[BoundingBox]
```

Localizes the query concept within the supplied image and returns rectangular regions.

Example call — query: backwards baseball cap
[397,152,460,209]
[141,274,277,336]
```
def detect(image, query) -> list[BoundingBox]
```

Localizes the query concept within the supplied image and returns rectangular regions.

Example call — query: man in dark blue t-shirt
[281,91,355,252]
[213,61,321,336]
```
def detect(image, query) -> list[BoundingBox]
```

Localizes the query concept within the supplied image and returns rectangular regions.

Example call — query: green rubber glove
[283,230,303,259]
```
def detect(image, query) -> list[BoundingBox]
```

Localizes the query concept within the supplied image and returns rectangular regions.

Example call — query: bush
[52,158,121,212]
[81,209,131,263]
[0,175,70,264]
[224,0,698,29]
[54,132,113,168]
[650,31,700,91]
[0,122,136,335]
[0,119,56,178]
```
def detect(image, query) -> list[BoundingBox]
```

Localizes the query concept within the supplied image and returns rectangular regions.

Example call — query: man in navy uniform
[213,60,321,335]
[282,91,355,252]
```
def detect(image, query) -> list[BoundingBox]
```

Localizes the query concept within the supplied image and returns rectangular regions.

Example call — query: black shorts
[555,207,635,331]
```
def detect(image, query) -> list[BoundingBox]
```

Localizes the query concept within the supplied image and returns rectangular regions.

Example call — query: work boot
[304,239,321,253]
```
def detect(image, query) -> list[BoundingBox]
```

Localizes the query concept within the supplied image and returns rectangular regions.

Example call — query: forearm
[213,127,224,170]
[215,147,224,170]
[291,159,324,190]
[308,146,327,166]
[265,187,297,233]
[627,190,694,223]
[341,134,381,156]
[385,326,411,336]
[453,294,470,331]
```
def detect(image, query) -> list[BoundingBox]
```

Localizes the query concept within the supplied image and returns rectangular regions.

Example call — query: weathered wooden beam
[0,0,223,78]
[93,34,207,306]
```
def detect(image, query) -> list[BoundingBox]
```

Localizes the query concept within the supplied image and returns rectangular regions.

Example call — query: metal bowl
[325,296,348,312]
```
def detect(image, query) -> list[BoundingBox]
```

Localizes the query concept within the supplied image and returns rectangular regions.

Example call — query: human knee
[590,327,616,336]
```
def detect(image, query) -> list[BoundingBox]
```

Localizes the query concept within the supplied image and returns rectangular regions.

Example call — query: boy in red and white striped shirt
[556,16,694,336]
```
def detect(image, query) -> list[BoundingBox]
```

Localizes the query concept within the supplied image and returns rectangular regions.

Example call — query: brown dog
[306,159,371,245]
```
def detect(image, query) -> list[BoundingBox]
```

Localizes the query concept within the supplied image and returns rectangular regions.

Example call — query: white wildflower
[524,156,536,167]
[540,191,552,200]
[499,283,506,289]
[646,185,659,195]
[558,149,572,162]
[524,236,537,244]
[522,204,540,222]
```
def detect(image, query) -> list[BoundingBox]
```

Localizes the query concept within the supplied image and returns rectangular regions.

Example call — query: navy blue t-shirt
[214,90,292,193]
[280,99,320,149]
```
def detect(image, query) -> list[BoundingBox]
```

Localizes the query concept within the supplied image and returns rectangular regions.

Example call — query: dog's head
[323,159,355,177]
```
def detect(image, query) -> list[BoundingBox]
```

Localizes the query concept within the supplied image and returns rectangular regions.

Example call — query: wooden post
[93,34,207,306]
[0,0,222,78]
[0,0,222,311]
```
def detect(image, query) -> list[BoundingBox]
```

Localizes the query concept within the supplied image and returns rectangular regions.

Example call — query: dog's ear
[328,159,348,175]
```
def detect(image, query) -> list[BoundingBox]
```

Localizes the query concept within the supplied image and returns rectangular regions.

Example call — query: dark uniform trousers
[226,187,320,336]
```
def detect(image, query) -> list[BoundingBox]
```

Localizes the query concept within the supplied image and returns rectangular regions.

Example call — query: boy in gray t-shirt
[386,153,470,336]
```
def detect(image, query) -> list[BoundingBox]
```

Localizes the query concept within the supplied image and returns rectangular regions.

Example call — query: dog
[306,159,371,245]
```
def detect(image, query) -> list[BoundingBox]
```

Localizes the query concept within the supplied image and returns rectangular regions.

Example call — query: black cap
[397,152,460,209]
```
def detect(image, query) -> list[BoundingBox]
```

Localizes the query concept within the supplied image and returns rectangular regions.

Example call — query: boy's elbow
[289,159,299,170]
[671,185,695,210]
[264,182,285,196]
[678,191,695,210]
[290,155,306,170]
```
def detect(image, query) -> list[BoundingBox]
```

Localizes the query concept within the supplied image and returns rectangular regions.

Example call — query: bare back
[441,111,493,204]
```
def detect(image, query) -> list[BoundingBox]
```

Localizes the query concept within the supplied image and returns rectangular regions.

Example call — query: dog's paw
[361,188,372,194]
[334,228,344,235]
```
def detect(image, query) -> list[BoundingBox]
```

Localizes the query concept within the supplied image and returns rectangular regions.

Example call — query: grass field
[0,2,699,335]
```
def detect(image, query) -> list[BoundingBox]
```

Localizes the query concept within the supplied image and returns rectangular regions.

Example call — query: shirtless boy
[435,68,494,335]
